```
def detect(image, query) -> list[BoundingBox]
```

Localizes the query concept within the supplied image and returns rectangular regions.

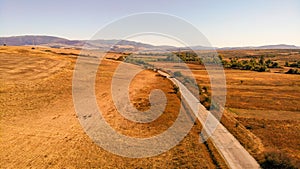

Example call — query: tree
[286,68,299,74]
[258,65,268,72]
[218,55,223,61]
[266,59,272,66]
[259,56,265,65]
[285,61,289,67]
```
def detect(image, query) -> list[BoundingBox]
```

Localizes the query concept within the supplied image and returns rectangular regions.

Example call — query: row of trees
[161,52,282,73]
[159,51,203,64]
[222,56,279,72]
[285,61,300,68]
[161,51,225,65]
[125,52,300,75]
[124,55,155,69]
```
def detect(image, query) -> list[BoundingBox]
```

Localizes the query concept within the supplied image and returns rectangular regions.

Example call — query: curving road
[158,70,260,169]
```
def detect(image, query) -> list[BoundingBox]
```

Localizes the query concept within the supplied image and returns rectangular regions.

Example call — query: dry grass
[186,60,300,167]
[217,49,300,62]
[128,50,300,167]
[0,46,227,168]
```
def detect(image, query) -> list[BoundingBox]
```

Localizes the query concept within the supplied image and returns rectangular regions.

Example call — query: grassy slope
[0,46,227,168]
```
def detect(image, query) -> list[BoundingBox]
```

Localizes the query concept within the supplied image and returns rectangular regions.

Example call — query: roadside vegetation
[260,150,297,169]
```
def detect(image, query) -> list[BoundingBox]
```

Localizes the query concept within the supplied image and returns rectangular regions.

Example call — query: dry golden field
[218,49,300,61]
[188,60,300,167]
[147,57,299,167]
[1,46,299,168]
[0,46,228,168]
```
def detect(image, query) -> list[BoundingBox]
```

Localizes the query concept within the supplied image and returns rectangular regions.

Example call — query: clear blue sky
[0,0,299,47]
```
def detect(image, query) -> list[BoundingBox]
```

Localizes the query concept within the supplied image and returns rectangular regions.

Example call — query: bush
[289,62,300,68]
[285,61,289,67]
[271,62,279,68]
[285,61,300,68]
[183,77,193,85]
[286,69,300,74]
[198,85,202,95]
[202,86,208,93]
[173,84,179,94]
[257,65,268,72]
[245,125,253,130]
[173,71,182,77]
[261,151,296,169]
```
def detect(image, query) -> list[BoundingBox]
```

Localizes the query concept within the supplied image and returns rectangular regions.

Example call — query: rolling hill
[0,35,299,51]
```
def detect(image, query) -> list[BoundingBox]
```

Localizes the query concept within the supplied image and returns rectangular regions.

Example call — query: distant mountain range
[0,35,299,52]
[217,44,300,50]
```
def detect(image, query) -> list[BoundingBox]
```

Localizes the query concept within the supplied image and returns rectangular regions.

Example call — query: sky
[0,0,299,47]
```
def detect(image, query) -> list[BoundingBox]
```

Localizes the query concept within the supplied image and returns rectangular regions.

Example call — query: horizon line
[0,34,299,48]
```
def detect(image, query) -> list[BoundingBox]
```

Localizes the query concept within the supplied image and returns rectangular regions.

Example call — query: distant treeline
[158,51,223,65]
[124,51,300,75]
[285,61,300,75]
[158,51,202,64]
[161,51,300,74]
[222,56,279,72]
[285,61,300,68]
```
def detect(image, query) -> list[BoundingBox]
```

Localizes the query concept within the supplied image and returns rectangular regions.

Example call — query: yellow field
[0,46,227,168]
[1,46,299,168]
[188,63,300,167]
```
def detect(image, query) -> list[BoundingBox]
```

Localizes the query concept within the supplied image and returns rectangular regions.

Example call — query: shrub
[202,86,208,93]
[286,69,300,74]
[271,62,279,68]
[173,84,179,94]
[245,125,253,130]
[257,65,268,72]
[285,61,300,68]
[183,77,194,85]
[198,85,202,95]
[289,62,300,68]
[261,151,296,169]
[235,122,239,127]
[173,71,182,77]
[285,61,289,67]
